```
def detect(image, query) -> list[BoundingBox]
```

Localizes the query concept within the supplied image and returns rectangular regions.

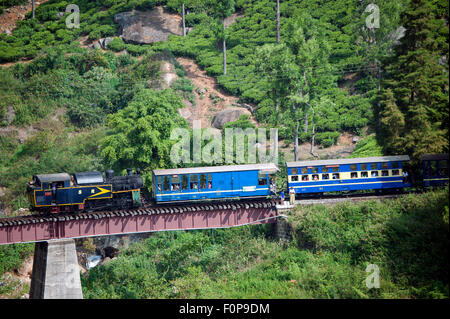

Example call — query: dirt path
[0,0,49,34]
[176,57,242,129]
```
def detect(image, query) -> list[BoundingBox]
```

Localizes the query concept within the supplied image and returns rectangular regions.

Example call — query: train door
[231,171,241,197]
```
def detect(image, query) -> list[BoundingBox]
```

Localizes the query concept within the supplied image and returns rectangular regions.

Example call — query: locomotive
[26,168,143,213]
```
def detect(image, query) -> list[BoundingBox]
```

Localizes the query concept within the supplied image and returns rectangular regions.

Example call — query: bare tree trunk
[302,70,308,132]
[310,107,318,157]
[294,120,299,161]
[275,99,279,124]
[182,3,186,36]
[276,0,280,43]
[223,18,226,75]
[303,104,308,133]
[32,0,35,19]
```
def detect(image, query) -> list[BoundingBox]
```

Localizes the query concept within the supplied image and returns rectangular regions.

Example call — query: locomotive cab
[27,173,72,210]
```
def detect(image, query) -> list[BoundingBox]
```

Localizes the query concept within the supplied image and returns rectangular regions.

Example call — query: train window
[302,175,309,181]
[91,189,95,194]
[350,164,357,171]
[322,167,329,173]
[171,175,180,191]
[360,164,367,171]
[370,164,378,170]
[258,173,267,185]
[350,172,358,178]
[301,167,308,174]
[181,175,188,190]
[392,170,400,176]
[312,174,319,181]
[200,174,207,189]
[381,170,389,176]
[291,175,299,182]
[208,174,212,188]
[157,177,162,192]
[381,163,389,169]
[392,162,399,169]
[78,190,82,195]
[332,167,339,172]
[371,171,379,177]
[361,172,368,178]
[312,167,319,173]
[439,160,448,168]
[291,168,298,175]
[322,174,329,180]
[163,176,170,191]
[430,161,437,175]
[332,173,340,179]
[190,175,199,189]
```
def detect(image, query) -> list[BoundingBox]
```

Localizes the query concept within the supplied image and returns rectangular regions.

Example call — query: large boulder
[114,7,182,44]
[211,107,251,129]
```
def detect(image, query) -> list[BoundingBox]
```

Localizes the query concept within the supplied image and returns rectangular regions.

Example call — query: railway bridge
[0,198,285,298]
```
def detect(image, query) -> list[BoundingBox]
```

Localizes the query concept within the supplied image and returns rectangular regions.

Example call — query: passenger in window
[351,172,357,178]
[313,175,319,181]
[332,173,339,179]
[361,172,368,178]
[382,170,389,176]
[208,181,212,189]
[302,175,309,181]
[322,174,329,180]
[193,182,198,189]
[402,170,409,183]
[371,171,378,177]
[158,185,162,192]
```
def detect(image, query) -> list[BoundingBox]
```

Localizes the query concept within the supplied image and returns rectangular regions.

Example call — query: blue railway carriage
[152,163,279,203]
[286,155,411,195]
[422,154,449,187]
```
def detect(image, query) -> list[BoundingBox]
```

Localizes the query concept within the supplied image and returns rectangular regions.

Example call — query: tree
[377,0,449,162]
[211,0,235,75]
[255,43,300,125]
[101,89,188,184]
[285,15,332,159]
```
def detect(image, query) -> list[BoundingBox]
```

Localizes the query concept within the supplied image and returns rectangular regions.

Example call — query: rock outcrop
[211,107,251,129]
[114,6,182,44]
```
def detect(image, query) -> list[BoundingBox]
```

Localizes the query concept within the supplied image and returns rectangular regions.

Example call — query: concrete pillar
[271,217,292,243]
[29,239,83,299]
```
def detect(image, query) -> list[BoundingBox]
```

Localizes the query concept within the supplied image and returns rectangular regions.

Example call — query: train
[26,154,448,214]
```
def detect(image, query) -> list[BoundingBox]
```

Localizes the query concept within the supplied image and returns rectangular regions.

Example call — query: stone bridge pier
[29,239,83,299]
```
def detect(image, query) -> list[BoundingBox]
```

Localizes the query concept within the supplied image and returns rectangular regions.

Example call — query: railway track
[0,198,278,227]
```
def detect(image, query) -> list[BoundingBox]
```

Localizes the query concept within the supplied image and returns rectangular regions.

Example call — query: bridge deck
[0,200,278,245]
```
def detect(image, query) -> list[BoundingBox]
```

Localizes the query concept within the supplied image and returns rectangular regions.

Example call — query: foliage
[100,88,188,185]
[107,37,126,52]
[349,135,383,158]
[0,243,34,277]
[376,0,449,163]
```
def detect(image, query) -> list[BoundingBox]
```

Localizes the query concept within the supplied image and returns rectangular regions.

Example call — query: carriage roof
[286,155,410,168]
[153,163,279,176]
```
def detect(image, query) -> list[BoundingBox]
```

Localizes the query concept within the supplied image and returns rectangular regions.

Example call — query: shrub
[107,37,126,52]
